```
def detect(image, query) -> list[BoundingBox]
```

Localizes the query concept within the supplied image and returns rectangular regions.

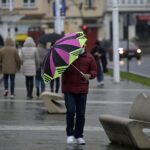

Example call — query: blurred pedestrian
[49,42,60,93]
[91,40,108,87]
[0,37,21,99]
[62,45,97,145]
[20,37,39,99]
[0,34,4,48]
[36,43,48,97]
[50,77,60,93]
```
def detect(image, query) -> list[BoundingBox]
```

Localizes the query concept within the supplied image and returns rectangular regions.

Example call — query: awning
[16,34,28,41]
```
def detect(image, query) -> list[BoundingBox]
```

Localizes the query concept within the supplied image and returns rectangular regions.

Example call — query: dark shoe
[27,96,33,100]
[3,90,8,96]
[55,89,59,93]
[29,95,33,99]
[36,88,40,97]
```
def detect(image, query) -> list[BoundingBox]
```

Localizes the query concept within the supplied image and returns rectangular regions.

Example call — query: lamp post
[9,0,13,11]
[9,0,15,40]
[126,13,130,72]
[112,0,120,83]
[54,0,65,34]
[54,0,61,34]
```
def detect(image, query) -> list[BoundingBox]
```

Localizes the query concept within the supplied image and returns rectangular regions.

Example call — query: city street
[0,73,150,150]
[108,54,150,77]
[0,0,150,149]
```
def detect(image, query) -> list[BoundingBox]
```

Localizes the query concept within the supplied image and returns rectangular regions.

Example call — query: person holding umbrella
[62,44,97,145]
[41,32,97,144]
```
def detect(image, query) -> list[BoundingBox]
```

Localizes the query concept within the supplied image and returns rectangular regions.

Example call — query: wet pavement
[0,73,150,150]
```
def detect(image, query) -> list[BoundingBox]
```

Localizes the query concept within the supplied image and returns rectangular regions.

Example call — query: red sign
[138,16,150,21]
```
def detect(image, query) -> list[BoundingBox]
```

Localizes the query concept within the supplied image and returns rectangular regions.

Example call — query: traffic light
[82,25,88,30]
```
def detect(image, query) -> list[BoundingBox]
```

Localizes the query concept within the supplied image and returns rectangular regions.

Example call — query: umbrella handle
[71,64,90,80]
[71,64,83,75]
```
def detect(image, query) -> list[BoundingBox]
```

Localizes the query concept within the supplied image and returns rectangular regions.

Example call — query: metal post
[112,0,120,83]
[9,0,13,11]
[126,14,130,72]
[9,0,15,40]
[55,0,61,34]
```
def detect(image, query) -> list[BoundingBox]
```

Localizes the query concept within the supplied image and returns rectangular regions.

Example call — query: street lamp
[54,0,61,34]
[9,0,13,11]
[112,0,120,83]
[54,0,65,34]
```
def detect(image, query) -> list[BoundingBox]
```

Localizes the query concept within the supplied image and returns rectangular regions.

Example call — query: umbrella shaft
[71,64,84,76]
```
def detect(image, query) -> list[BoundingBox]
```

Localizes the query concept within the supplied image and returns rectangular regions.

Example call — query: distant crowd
[0,36,108,100]
[0,36,59,99]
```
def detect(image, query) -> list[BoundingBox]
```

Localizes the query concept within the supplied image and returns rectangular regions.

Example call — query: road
[108,54,150,77]
[0,73,150,150]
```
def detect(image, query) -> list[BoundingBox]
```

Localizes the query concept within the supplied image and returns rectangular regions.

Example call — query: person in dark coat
[49,42,60,93]
[0,35,4,48]
[36,43,48,97]
[91,40,108,87]
[62,45,97,145]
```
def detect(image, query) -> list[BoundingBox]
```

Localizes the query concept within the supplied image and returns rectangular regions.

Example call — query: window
[85,0,95,9]
[1,0,14,9]
[2,0,7,3]
[23,0,35,8]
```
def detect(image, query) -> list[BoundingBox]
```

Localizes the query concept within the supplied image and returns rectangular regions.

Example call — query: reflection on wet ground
[0,73,149,150]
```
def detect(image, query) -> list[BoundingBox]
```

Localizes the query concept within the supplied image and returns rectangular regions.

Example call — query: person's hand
[81,72,91,80]
[94,52,101,57]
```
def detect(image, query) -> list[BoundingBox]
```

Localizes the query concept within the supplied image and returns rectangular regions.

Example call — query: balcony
[106,0,150,12]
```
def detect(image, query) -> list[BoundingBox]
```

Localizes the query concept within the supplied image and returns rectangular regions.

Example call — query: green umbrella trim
[69,49,80,65]
[53,66,68,79]
[42,73,52,84]
[78,38,87,47]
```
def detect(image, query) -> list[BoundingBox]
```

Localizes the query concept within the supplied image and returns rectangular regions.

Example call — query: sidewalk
[0,73,150,150]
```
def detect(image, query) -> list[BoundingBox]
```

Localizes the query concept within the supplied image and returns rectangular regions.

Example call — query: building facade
[0,0,105,50]
[104,0,150,42]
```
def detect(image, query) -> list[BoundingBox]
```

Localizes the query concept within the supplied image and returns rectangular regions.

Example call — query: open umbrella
[38,33,63,44]
[42,32,87,83]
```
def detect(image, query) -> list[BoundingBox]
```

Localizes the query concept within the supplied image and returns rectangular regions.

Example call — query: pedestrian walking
[36,43,48,97]
[20,37,39,99]
[0,37,21,99]
[49,42,60,93]
[62,45,97,145]
[91,40,108,87]
[0,34,4,48]
[50,77,60,93]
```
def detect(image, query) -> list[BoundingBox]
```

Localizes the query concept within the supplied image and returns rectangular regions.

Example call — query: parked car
[107,41,142,61]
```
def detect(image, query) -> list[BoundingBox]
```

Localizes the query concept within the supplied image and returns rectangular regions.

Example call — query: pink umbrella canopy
[42,32,87,83]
